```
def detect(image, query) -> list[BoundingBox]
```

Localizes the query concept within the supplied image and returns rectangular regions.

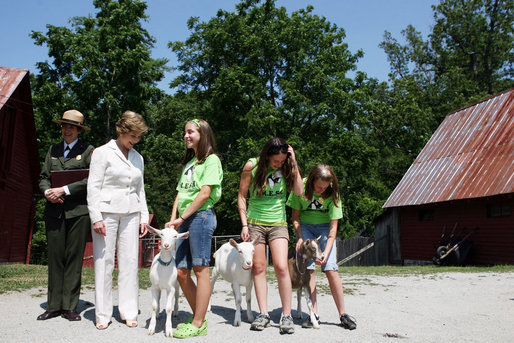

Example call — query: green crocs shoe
[176,317,193,330]
[173,322,207,339]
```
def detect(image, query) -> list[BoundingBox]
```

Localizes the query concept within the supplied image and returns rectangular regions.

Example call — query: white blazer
[87,139,149,224]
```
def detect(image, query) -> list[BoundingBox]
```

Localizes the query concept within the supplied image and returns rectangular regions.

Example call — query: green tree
[170,0,361,147]
[380,0,513,124]
[30,0,168,149]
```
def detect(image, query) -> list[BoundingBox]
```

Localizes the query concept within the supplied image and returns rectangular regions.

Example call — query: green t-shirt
[286,179,342,224]
[176,154,223,216]
[246,158,287,226]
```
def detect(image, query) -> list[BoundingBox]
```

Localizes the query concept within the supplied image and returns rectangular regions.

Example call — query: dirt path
[1,272,513,342]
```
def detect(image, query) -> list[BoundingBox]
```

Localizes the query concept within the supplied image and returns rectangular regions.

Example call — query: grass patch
[0,264,48,293]
[1,264,513,294]
[0,265,151,294]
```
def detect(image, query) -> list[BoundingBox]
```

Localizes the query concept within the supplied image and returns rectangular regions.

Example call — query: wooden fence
[139,234,376,268]
[335,236,375,266]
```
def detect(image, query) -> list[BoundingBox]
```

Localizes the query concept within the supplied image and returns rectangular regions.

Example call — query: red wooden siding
[400,196,514,265]
[0,67,40,263]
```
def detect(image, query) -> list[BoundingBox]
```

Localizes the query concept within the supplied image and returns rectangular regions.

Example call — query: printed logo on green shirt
[180,163,197,190]
[308,199,324,210]
[267,170,282,189]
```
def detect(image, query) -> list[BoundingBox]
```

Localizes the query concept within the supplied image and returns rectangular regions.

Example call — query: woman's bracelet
[242,224,248,228]
[180,216,185,221]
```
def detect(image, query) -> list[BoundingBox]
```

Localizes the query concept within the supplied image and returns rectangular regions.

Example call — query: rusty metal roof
[0,67,29,109]
[383,88,514,208]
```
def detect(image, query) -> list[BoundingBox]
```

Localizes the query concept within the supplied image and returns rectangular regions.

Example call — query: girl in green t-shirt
[238,137,303,334]
[164,119,223,338]
[286,164,356,330]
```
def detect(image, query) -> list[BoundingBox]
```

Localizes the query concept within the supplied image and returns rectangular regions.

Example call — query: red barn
[0,67,40,263]
[376,89,513,265]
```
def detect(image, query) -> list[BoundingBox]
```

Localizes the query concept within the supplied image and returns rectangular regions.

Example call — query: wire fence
[140,234,262,268]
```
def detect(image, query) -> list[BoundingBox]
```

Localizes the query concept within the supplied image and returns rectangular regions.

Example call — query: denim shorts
[301,223,338,271]
[175,209,217,269]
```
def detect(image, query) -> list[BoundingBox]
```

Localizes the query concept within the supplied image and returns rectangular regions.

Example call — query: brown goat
[288,238,323,329]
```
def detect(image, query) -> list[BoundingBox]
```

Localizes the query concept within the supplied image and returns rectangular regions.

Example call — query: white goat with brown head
[146,225,189,337]
[210,239,256,326]
[288,238,323,329]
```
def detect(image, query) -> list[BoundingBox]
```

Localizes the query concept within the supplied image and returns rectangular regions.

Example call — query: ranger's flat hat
[52,109,90,130]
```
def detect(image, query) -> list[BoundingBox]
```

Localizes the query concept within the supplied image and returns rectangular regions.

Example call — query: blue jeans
[175,209,216,269]
[301,223,338,271]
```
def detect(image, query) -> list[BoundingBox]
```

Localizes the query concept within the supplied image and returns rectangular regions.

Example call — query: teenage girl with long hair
[165,119,223,338]
[286,164,356,330]
[239,137,303,334]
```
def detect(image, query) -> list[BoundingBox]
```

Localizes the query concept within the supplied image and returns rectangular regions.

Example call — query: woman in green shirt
[286,164,356,330]
[165,119,223,338]
[238,137,303,334]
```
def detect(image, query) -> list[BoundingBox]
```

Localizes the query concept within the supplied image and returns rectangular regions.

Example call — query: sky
[2,0,439,93]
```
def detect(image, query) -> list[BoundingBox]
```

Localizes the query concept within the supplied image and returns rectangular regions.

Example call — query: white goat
[288,238,323,329]
[146,225,189,337]
[210,239,256,326]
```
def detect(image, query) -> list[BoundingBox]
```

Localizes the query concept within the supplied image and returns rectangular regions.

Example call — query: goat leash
[295,251,306,275]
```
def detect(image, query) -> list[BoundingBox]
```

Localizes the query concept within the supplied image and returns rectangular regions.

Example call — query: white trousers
[92,212,140,324]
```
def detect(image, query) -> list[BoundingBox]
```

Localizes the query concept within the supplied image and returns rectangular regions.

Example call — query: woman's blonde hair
[115,110,148,136]
[305,164,340,206]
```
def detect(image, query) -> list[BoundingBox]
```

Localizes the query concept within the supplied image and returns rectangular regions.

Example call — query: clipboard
[51,169,89,187]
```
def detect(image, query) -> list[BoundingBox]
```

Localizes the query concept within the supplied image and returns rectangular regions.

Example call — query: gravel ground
[1,271,513,343]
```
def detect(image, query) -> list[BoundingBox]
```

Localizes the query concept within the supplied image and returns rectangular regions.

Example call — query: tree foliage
[380,0,513,124]
[30,0,168,150]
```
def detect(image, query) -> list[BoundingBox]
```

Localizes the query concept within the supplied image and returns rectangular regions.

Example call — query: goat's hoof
[165,331,172,337]
[148,329,155,335]
[234,321,241,326]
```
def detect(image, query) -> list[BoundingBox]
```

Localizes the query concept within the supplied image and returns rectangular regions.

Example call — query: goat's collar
[157,255,173,266]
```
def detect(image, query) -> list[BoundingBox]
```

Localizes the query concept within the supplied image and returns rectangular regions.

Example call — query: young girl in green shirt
[238,137,303,334]
[286,164,356,330]
[165,119,223,338]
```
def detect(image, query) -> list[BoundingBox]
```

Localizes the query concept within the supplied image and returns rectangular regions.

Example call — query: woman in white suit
[87,111,149,330]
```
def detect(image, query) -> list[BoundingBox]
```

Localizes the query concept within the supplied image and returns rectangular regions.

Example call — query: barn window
[487,204,511,218]
[418,209,434,221]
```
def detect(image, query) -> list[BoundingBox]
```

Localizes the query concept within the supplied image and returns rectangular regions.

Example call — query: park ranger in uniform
[37,110,94,322]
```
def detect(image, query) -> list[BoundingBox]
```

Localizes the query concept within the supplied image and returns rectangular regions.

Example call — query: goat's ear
[251,238,258,246]
[146,224,161,237]
[178,231,190,239]
[316,235,321,241]
[229,239,238,248]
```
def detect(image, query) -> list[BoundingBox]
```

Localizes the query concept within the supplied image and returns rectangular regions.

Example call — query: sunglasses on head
[268,143,288,154]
